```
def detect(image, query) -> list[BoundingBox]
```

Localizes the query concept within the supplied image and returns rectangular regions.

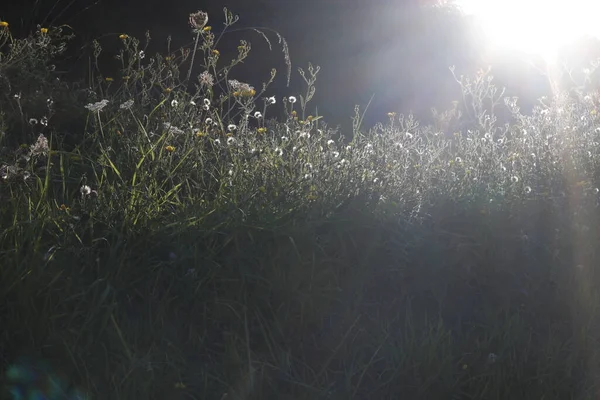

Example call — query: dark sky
[5,0,599,133]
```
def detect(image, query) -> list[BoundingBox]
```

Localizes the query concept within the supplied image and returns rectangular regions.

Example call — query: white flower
[524,186,532,194]
[228,124,237,131]
[214,138,221,145]
[455,157,462,163]
[275,147,283,156]
[85,99,109,112]
[171,99,179,107]
[227,137,236,145]
[327,139,335,147]
[40,116,48,126]
[28,118,38,125]
[346,146,352,151]
[405,132,413,139]
[511,176,519,183]
[203,98,210,107]
[281,136,289,141]
[205,118,213,124]
[305,163,313,170]
[190,100,196,106]
[267,96,276,105]
[254,111,262,119]
[331,151,340,159]
[139,50,145,59]
[80,185,92,196]
[120,99,134,110]
[298,131,310,139]
[288,96,297,103]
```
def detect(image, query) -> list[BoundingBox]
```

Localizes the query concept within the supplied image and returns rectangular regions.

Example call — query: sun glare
[454,0,600,60]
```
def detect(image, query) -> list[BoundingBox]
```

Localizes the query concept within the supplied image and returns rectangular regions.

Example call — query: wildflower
[171,99,179,107]
[214,138,221,145]
[59,204,70,211]
[327,139,335,147]
[189,10,209,30]
[254,111,262,119]
[203,26,211,32]
[85,99,109,112]
[228,79,253,93]
[205,118,213,124]
[511,176,519,183]
[29,134,49,157]
[298,131,309,139]
[139,50,145,59]
[288,96,297,103]
[275,147,283,156]
[266,96,276,105]
[524,186,532,194]
[163,123,184,135]
[119,34,128,39]
[0,21,8,28]
[227,124,237,132]
[331,151,340,158]
[203,98,210,107]
[120,99,134,110]
[212,49,220,56]
[29,118,38,125]
[405,132,414,139]
[455,157,462,163]
[281,136,289,141]
[227,137,236,145]
[190,100,196,106]
[80,185,92,196]
[40,116,48,126]
[105,77,114,82]
[257,127,267,134]
[40,27,48,34]
[165,145,175,153]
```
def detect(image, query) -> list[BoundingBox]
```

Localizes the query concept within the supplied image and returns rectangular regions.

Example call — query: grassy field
[1,9,600,400]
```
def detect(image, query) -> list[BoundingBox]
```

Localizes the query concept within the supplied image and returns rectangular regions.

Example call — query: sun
[453,0,600,61]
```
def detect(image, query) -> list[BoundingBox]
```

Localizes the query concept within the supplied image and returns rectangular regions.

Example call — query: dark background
[4,0,600,133]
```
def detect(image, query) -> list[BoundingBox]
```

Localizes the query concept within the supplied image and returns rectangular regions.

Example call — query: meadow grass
[1,8,600,400]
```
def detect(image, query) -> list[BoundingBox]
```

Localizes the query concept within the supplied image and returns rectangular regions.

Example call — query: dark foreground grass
[2,8,600,400]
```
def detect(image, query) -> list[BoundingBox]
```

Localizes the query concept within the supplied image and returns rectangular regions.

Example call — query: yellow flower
[164,87,172,93]
[258,186,266,193]
[119,34,128,39]
[212,49,220,56]
[291,110,297,116]
[232,91,240,97]
[257,127,267,134]
[123,75,130,80]
[0,21,8,28]
[105,77,114,82]
[59,204,70,211]
[307,115,314,121]
[203,26,211,32]
[165,145,175,153]
[241,89,255,97]
[40,27,48,34]
[165,56,172,61]
[387,112,396,117]
[195,131,206,137]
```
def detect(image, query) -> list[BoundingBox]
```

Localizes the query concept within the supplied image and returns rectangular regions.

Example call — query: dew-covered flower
[189,10,209,30]
[163,122,185,135]
[198,71,214,86]
[80,185,92,196]
[120,99,134,110]
[29,134,49,157]
[85,99,109,112]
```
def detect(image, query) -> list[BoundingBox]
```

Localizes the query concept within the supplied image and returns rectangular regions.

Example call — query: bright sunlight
[454,0,600,60]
